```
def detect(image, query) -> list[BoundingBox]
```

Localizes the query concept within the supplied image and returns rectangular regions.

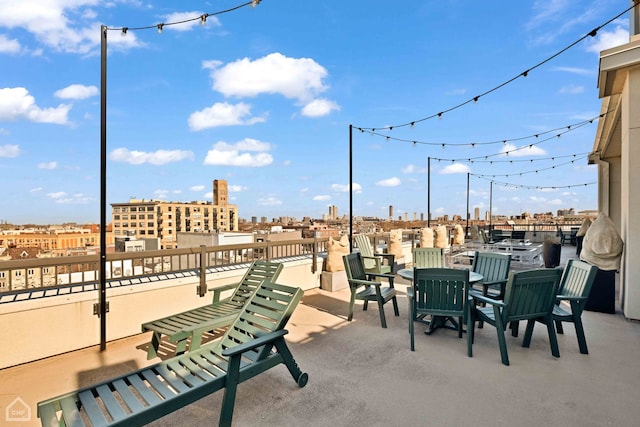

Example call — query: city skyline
[0,1,631,224]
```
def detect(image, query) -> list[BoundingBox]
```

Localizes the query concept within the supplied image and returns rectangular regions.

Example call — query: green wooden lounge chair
[468,268,563,366]
[408,268,471,351]
[38,280,307,427]
[413,247,444,268]
[343,252,399,328]
[471,251,511,300]
[531,259,598,354]
[142,260,283,359]
[353,234,395,276]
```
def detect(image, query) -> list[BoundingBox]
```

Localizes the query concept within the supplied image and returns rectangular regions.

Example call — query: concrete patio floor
[2,247,639,427]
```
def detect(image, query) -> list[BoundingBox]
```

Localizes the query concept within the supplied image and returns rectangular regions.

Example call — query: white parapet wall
[0,257,321,369]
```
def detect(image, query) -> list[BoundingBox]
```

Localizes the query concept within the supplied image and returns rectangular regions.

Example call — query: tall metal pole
[99,25,108,351]
[349,124,353,252]
[427,156,431,227]
[489,180,493,231]
[466,172,470,237]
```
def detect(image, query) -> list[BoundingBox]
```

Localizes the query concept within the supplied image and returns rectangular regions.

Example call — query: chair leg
[458,316,463,338]
[347,290,356,322]
[555,319,564,334]
[409,307,415,351]
[522,319,536,348]
[467,309,474,357]
[493,306,509,366]
[392,296,399,317]
[545,315,560,358]
[572,314,589,354]
[376,289,388,328]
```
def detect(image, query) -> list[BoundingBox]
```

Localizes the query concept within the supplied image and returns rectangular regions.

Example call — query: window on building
[27,269,35,275]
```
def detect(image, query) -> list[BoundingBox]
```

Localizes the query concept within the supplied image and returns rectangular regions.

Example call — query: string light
[470,155,589,178]
[474,176,597,190]
[354,3,634,131]
[355,112,606,149]
[104,1,262,34]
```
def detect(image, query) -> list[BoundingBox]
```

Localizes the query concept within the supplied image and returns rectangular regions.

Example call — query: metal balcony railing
[0,237,330,297]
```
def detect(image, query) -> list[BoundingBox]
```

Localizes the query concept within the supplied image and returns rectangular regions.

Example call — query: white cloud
[38,161,57,169]
[188,101,266,131]
[161,11,220,32]
[206,52,328,101]
[54,84,98,100]
[0,87,70,124]
[203,138,273,167]
[228,184,247,192]
[30,187,42,192]
[0,1,144,54]
[301,98,340,117]
[204,52,338,116]
[558,84,584,94]
[553,66,591,75]
[0,144,20,157]
[332,183,362,193]
[587,26,629,53]
[313,195,331,201]
[257,196,282,206]
[46,191,92,204]
[0,34,20,53]
[548,198,563,205]
[500,143,547,157]
[376,177,401,187]
[190,185,205,191]
[440,163,471,174]
[110,147,194,165]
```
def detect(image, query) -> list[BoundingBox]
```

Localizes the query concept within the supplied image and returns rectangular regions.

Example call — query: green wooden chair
[408,268,471,351]
[468,268,563,366]
[471,251,512,300]
[413,247,445,268]
[38,280,307,427]
[142,260,283,359]
[343,252,399,328]
[353,234,395,276]
[531,259,598,354]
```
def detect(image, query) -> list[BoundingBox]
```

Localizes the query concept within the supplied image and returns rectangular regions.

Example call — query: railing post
[197,245,207,297]
[311,237,318,273]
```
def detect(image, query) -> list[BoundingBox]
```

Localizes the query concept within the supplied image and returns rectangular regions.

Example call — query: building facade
[111,180,239,249]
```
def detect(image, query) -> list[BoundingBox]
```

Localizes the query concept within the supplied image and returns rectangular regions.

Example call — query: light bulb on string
[157,23,164,34]
[200,14,208,25]
[121,27,128,36]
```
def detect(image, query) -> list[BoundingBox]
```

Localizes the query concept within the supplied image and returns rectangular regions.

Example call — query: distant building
[474,207,480,220]
[111,179,239,249]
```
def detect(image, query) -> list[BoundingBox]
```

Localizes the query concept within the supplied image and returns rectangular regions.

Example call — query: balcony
[1,235,639,426]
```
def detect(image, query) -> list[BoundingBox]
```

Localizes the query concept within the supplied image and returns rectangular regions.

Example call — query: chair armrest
[556,295,588,303]
[482,279,508,287]
[365,272,395,281]
[208,282,238,303]
[471,293,506,308]
[378,253,395,263]
[222,329,289,357]
[349,278,383,288]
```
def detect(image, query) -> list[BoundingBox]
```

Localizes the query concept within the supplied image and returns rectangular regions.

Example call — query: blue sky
[0,1,632,224]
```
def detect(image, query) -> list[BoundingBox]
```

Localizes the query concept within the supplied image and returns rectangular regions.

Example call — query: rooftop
[1,245,638,426]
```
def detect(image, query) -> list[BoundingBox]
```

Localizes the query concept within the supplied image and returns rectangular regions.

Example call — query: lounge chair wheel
[297,372,309,387]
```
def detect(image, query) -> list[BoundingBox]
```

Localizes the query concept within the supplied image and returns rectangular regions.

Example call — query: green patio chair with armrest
[471,251,511,300]
[408,268,471,351]
[468,268,563,366]
[343,252,399,328]
[354,233,395,275]
[413,247,444,268]
[528,259,598,354]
